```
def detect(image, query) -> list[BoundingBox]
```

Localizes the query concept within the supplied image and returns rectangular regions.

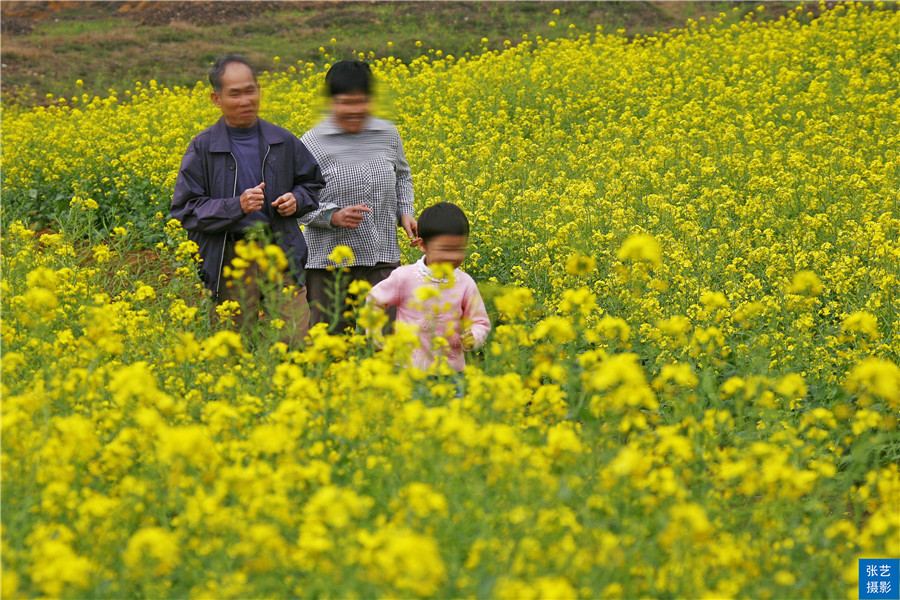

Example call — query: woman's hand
[400,214,418,244]
[331,204,372,228]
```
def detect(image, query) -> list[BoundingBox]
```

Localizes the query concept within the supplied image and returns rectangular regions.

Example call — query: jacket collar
[209,117,287,152]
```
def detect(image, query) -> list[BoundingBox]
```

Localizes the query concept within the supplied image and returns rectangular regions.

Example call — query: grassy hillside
[1,0,825,104]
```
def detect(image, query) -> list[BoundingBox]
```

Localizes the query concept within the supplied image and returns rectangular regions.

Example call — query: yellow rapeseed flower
[328,244,355,266]
[123,527,180,576]
[617,234,662,267]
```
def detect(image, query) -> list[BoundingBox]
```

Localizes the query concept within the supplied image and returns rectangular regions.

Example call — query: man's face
[211,62,260,128]
[331,92,370,134]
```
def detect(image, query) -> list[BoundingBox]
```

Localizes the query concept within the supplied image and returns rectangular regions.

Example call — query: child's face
[421,234,468,269]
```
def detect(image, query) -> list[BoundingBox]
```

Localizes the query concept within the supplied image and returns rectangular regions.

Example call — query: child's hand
[462,330,476,350]
[371,333,385,351]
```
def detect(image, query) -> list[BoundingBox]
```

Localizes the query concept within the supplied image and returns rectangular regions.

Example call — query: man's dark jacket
[171,117,325,299]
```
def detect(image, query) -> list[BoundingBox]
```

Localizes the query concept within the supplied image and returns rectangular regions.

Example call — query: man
[300,60,417,334]
[171,53,325,345]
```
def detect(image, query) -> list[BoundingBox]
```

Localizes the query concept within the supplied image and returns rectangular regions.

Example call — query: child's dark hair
[417,202,470,242]
[325,60,373,97]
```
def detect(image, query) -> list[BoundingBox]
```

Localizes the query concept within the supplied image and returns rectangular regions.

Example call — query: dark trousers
[306,262,399,334]
[210,237,310,347]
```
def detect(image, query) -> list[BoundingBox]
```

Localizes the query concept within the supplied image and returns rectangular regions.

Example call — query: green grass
[1,1,817,105]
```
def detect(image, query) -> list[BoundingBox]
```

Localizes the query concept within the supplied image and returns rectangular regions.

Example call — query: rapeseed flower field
[2,3,898,598]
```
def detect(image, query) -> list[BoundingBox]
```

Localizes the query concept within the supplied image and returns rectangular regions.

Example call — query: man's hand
[272,192,297,216]
[400,214,418,245]
[240,182,265,214]
[331,204,372,228]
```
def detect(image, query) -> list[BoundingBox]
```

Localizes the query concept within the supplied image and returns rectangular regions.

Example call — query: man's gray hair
[208,53,258,93]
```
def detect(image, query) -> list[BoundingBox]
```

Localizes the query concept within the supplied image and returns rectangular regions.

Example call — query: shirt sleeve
[302,203,341,229]
[298,129,340,229]
[288,138,325,219]
[394,130,415,221]
[461,279,492,349]
[367,270,404,309]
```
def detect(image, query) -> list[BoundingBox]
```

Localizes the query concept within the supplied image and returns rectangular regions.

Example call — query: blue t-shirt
[227,122,270,232]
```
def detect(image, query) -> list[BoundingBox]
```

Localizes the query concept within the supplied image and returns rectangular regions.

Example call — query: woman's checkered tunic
[300,116,415,269]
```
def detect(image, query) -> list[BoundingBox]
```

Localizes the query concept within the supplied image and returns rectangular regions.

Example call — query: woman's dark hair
[208,54,258,93]
[417,202,470,242]
[325,60,373,97]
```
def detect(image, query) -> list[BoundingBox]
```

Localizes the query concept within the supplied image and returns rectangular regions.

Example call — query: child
[367,202,491,372]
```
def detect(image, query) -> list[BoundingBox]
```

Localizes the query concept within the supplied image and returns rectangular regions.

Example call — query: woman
[300,60,417,333]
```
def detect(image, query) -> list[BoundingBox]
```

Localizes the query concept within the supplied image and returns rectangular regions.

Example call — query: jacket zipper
[261,145,271,201]
[215,153,240,300]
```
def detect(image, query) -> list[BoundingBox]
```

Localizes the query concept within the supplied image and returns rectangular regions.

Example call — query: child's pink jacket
[368,257,491,371]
